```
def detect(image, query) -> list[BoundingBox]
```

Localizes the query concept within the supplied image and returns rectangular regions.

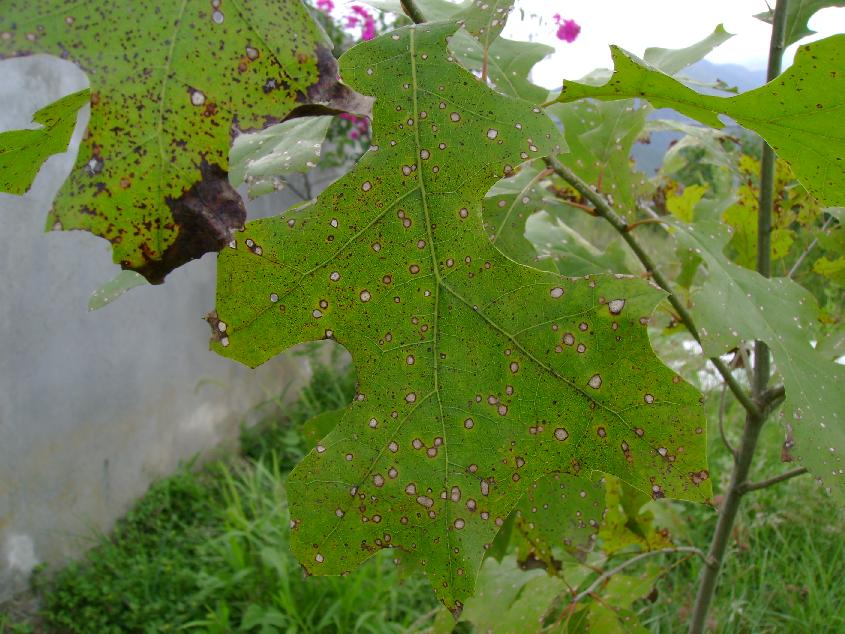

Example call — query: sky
[499,0,845,85]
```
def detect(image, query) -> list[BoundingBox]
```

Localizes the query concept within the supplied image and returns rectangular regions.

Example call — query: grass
[20,351,436,633]
[637,394,845,633]
[4,350,845,632]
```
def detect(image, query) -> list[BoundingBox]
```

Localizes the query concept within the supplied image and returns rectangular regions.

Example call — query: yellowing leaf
[666,184,707,223]
[0,0,345,282]
[212,23,710,608]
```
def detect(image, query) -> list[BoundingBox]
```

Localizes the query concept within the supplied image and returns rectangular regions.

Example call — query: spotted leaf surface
[213,23,709,608]
[514,471,606,569]
[484,161,560,271]
[0,0,337,282]
[671,221,845,499]
[0,89,88,195]
[546,99,649,219]
[555,36,845,208]
[450,31,553,103]
[229,115,333,200]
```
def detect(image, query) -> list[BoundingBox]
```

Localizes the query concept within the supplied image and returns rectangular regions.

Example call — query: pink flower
[316,0,334,13]
[553,16,580,43]
[348,5,376,41]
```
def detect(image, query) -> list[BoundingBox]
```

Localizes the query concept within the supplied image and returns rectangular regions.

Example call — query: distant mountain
[632,61,766,174]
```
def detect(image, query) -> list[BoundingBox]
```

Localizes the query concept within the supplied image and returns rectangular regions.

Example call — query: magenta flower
[316,0,334,13]
[553,15,580,43]
[348,5,376,41]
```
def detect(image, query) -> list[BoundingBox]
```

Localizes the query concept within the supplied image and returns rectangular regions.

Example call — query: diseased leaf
[666,184,707,223]
[483,161,560,270]
[88,270,149,311]
[450,32,554,103]
[670,220,845,498]
[0,89,89,195]
[642,24,733,76]
[0,0,351,282]
[229,116,333,200]
[546,100,649,218]
[455,0,514,45]
[755,0,845,47]
[600,476,674,555]
[556,36,845,207]
[514,471,606,569]
[300,408,345,450]
[212,23,709,608]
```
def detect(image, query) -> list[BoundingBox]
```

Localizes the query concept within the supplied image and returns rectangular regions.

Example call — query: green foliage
[556,36,845,208]
[641,24,734,76]
[755,0,845,47]
[0,89,88,195]
[229,116,334,200]
[238,349,356,466]
[513,471,606,569]
[0,0,337,282]
[87,271,149,311]
[32,368,436,633]
[450,33,553,103]
[212,22,709,608]
[670,220,845,498]
[546,99,648,219]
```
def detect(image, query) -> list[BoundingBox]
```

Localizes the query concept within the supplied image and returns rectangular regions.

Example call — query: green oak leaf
[755,0,845,47]
[670,220,845,498]
[0,89,89,195]
[555,36,845,208]
[813,255,845,285]
[229,116,334,200]
[599,475,674,554]
[514,471,606,569]
[458,555,566,633]
[455,0,513,45]
[450,32,554,103]
[642,24,733,76]
[212,23,709,609]
[546,99,649,218]
[525,213,631,277]
[0,0,343,282]
[483,161,561,270]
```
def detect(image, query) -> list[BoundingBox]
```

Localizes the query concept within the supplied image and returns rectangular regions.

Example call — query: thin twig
[569,547,709,606]
[739,467,809,494]
[788,215,834,278]
[624,217,667,232]
[717,385,738,461]
[544,156,762,419]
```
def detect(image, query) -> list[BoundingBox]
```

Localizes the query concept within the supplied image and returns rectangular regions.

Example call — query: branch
[400,0,427,24]
[544,156,761,419]
[739,467,809,494]
[788,215,834,278]
[717,385,738,461]
[569,547,709,606]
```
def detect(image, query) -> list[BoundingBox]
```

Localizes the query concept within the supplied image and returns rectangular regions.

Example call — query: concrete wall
[0,56,337,600]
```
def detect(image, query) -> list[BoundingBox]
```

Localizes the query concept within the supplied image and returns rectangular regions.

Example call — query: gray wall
[0,56,333,600]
